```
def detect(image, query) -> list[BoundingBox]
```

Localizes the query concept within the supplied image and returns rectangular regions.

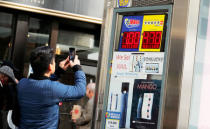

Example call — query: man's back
[18,78,59,129]
[17,70,86,129]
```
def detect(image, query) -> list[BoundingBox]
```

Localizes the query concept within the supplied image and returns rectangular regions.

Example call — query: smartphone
[69,48,76,61]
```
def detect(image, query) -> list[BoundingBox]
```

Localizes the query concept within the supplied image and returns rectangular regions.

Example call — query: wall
[0,0,104,18]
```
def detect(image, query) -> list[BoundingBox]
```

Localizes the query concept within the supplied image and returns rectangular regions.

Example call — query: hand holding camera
[59,47,80,70]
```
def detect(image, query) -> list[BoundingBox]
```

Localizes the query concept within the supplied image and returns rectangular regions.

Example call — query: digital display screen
[118,15,165,52]
[142,31,162,49]
[118,16,143,51]
[121,31,141,49]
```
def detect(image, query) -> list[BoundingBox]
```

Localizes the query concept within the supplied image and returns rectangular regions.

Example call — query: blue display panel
[119,16,143,51]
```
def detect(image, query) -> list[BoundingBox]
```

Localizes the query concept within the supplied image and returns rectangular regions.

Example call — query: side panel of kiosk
[101,5,172,129]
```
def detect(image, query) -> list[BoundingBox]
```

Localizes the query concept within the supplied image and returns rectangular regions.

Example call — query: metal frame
[50,21,59,52]
[97,5,173,129]
[91,0,116,129]
[177,0,201,128]
[12,14,29,74]
[159,0,202,128]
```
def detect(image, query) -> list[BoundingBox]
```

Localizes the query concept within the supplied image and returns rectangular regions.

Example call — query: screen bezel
[117,13,168,52]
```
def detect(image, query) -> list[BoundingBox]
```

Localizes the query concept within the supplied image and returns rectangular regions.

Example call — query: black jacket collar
[29,74,50,80]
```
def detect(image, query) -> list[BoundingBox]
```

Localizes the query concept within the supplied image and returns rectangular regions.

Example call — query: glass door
[0,12,14,62]
[22,17,51,77]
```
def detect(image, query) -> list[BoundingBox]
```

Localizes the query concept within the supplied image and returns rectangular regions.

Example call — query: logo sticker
[124,18,140,28]
[118,0,129,7]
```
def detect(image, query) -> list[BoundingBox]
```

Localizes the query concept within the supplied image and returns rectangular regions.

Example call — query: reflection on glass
[56,23,100,63]
[56,22,100,129]
[189,0,210,128]
[23,17,51,77]
[0,12,13,61]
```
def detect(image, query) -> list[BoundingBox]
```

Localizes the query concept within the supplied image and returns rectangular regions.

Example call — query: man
[17,46,86,129]
[0,65,18,129]
[1,60,20,81]
[71,82,95,129]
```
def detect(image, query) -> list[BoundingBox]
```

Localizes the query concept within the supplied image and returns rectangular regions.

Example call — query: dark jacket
[17,70,86,129]
[0,65,19,129]
[0,83,19,129]
[75,96,94,129]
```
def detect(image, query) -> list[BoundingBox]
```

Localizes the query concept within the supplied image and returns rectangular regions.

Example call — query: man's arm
[51,55,86,100]
[51,68,86,101]
[50,57,69,81]
[50,67,65,81]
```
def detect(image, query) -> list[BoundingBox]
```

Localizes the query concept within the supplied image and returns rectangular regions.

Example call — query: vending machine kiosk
[101,5,172,129]
[92,0,199,129]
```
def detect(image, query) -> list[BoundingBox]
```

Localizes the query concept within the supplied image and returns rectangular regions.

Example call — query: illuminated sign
[121,31,141,49]
[118,15,166,52]
[119,16,143,51]
[142,31,162,49]
[139,15,165,52]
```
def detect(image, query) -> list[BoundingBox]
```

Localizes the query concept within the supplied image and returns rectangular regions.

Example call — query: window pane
[56,22,100,65]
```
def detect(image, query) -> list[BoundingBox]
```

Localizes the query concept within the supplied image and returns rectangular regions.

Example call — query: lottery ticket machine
[101,5,171,129]
[92,0,197,129]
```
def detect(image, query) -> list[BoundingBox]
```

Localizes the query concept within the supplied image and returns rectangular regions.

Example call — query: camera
[69,48,76,61]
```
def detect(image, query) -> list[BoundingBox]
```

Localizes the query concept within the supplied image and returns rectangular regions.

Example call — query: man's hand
[70,110,77,123]
[69,55,80,68]
[59,57,70,71]
[15,78,19,84]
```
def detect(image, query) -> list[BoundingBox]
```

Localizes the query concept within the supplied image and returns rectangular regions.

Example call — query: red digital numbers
[121,31,140,49]
[142,31,162,49]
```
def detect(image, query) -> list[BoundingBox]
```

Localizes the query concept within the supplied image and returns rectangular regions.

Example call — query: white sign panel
[111,52,164,78]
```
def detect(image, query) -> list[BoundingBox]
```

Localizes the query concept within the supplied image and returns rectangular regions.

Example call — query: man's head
[30,46,55,76]
[86,83,95,99]
[0,66,16,85]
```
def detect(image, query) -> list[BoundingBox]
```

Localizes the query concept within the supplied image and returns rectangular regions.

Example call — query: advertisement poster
[105,52,164,129]
[130,79,161,129]
[139,15,165,52]
[111,52,164,78]
[105,77,135,129]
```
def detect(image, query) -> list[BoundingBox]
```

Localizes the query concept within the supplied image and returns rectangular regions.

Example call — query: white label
[106,119,119,129]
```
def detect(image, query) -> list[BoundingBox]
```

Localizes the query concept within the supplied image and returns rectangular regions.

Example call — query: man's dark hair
[30,46,54,76]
